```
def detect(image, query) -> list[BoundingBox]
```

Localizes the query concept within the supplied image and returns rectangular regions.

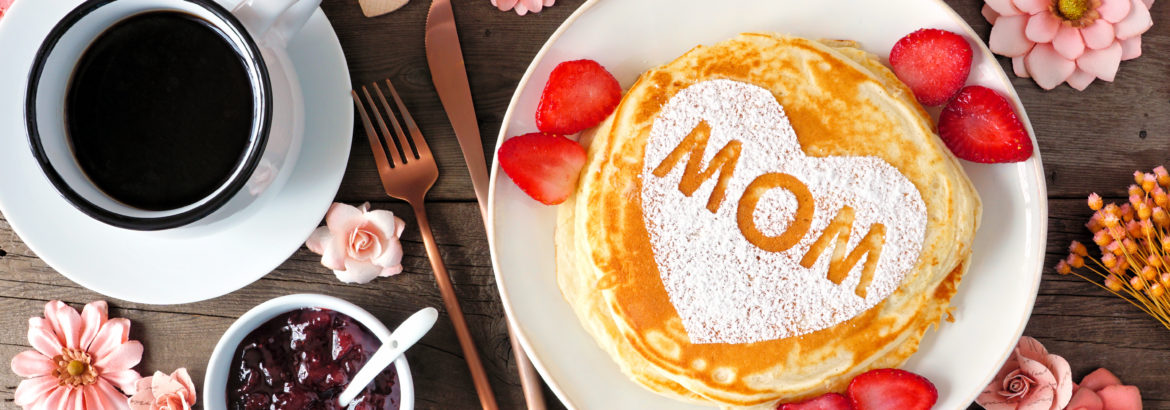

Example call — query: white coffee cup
[26,0,318,231]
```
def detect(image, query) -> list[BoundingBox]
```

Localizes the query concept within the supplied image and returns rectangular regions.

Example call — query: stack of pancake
[555,33,981,407]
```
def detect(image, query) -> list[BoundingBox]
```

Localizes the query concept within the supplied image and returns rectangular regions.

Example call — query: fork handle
[411,201,499,410]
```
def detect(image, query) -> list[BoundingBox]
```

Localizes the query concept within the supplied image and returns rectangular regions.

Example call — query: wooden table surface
[2,0,1169,408]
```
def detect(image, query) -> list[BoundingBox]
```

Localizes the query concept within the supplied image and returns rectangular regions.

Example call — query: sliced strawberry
[889,28,972,106]
[497,132,587,205]
[777,393,855,410]
[938,85,1033,163]
[535,59,622,135]
[847,368,938,410]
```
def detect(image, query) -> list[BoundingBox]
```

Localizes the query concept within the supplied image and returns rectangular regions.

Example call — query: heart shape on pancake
[641,79,927,344]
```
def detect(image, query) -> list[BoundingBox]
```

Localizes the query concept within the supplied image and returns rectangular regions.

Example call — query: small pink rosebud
[489,0,555,15]
[976,337,1073,410]
[306,202,407,284]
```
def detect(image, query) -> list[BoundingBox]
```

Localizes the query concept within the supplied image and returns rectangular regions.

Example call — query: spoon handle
[338,307,439,406]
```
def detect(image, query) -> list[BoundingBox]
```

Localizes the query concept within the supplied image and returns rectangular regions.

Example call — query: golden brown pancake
[555,33,981,407]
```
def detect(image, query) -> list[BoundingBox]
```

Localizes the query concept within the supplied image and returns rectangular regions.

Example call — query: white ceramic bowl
[204,294,415,409]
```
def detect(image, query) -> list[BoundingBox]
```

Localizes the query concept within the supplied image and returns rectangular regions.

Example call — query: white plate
[488,0,1047,408]
[0,0,352,304]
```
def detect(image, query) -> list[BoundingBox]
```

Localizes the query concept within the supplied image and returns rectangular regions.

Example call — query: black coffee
[66,11,255,211]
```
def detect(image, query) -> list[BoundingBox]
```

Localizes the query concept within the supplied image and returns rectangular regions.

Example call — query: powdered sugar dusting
[753,189,798,237]
[641,79,927,344]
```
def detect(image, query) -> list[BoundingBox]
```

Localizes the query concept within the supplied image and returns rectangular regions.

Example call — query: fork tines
[351,79,431,169]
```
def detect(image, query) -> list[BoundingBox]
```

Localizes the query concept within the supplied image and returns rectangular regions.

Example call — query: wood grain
[3,0,1170,409]
[0,202,566,410]
[330,0,1170,202]
[327,0,588,202]
[950,1,1170,200]
[1033,199,1170,408]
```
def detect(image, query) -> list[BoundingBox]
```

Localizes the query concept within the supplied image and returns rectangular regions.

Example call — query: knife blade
[424,0,490,219]
[424,1,548,410]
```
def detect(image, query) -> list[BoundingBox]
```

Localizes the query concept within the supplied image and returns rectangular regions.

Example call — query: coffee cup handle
[232,0,322,47]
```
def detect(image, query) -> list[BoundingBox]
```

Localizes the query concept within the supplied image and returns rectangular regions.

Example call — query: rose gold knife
[424,1,548,409]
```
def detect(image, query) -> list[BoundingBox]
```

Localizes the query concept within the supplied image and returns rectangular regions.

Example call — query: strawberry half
[497,132,587,205]
[847,368,938,410]
[535,59,622,135]
[889,28,972,106]
[777,393,855,410]
[938,85,1033,163]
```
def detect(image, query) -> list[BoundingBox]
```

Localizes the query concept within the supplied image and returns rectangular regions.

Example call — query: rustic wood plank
[949,0,1170,199]
[960,197,1170,410]
[5,194,1169,409]
[318,0,1170,404]
[0,202,569,410]
[5,0,1170,408]
[1035,198,1170,405]
[322,0,588,202]
[0,202,500,317]
[326,0,1170,202]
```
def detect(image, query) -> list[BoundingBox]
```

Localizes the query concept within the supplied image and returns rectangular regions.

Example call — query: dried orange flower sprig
[1057,166,1170,330]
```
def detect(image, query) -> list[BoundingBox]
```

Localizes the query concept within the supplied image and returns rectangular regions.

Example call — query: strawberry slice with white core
[497,132,587,205]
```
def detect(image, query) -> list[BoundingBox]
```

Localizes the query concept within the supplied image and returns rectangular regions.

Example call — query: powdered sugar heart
[641,79,927,344]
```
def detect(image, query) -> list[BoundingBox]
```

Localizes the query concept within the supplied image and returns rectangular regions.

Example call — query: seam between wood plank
[0,277,85,290]
[0,295,238,319]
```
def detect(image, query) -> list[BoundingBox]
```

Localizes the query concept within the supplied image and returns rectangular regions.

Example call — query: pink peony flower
[983,0,1154,90]
[977,336,1074,410]
[127,369,197,410]
[9,301,143,410]
[306,202,406,284]
[1065,368,1142,410]
[490,0,554,15]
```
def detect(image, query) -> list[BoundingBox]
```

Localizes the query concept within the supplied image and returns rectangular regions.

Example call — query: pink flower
[306,202,406,284]
[977,336,1074,410]
[0,0,12,15]
[127,369,197,410]
[490,0,554,15]
[9,301,143,410]
[1065,368,1142,410]
[983,0,1153,90]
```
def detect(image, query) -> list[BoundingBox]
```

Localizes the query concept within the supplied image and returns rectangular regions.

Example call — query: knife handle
[508,324,547,410]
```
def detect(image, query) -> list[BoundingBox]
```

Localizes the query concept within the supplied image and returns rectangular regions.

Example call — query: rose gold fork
[352,79,499,410]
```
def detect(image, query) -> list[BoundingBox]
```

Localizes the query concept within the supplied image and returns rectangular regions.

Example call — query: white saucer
[0,0,353,304]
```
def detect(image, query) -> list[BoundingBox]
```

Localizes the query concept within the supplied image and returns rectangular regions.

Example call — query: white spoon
[338,307,439,407]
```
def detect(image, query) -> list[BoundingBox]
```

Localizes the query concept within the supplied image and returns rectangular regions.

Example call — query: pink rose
[306,202,406,284]
[1065,368,1142,410]
[490,0,554,15]
[977,336,1074,410]
[128,369,197,410]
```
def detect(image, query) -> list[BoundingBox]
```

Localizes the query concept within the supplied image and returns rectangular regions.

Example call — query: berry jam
[226,308,401,410]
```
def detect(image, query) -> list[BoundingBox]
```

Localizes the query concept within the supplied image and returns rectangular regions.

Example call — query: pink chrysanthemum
[10,301,143,410]
[983,0,1154,90]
